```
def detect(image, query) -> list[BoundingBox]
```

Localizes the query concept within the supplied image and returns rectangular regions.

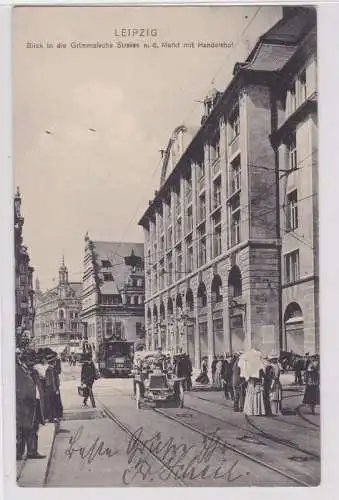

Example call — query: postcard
[11,3,319,488]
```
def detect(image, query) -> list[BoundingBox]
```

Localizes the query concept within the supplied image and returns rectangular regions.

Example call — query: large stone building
[34,258,83,352]
[14,187,35,348]
[138,7,318,367]
[81,234,145,352]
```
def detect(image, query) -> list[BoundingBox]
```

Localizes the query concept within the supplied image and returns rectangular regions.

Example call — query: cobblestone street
[18,363,320,487]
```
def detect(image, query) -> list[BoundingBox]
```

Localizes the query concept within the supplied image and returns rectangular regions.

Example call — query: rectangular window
[297,68,307,106]
[113,322,122,338]
[230,155,241,194]
[288,137,297,171]
[103,272,113,281]
[176,248,182,280]
[228,194,241,247]
[198,224,206,267]
[167,226,173,249]
[186,238,194,273]
[284,250,300,284]
[186,205,193,234]
[175,218,182,243]
[286,190,298,232]
[106,321,113,336]
[213,179,222,209]
[199,193,206,222]
[101,260,111,268]
[167,253,173,285]
[212,212,222,258]
[71,322,78,330]
[229,106,240,142]
[159,260,165,290]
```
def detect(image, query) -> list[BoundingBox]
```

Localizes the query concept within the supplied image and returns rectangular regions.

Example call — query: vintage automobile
[132,351,185,410]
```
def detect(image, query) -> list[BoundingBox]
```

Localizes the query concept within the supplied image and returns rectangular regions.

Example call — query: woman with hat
[267,352,283,416]
[239,349,266,416]
[303,354,320,415]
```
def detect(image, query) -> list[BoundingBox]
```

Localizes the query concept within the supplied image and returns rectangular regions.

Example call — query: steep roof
[91,241,144,292]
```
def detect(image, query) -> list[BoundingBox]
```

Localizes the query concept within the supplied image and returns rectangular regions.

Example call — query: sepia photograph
[12,4,319,488]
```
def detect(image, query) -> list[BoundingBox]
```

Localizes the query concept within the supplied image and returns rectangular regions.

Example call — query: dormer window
[101,260,111,268]
[103,272,113,281]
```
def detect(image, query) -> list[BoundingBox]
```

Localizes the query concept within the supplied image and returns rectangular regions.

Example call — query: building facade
[138,7,318,367]
[14,187,35,348]
[34,258,83,352]
[81,234,145,352]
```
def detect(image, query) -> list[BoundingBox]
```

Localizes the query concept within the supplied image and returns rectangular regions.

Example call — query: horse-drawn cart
[132,351,185,410]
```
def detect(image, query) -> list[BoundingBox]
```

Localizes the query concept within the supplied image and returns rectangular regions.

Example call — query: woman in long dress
[239,349,266,416]
[267,353,283,416]
[303,355,320,414]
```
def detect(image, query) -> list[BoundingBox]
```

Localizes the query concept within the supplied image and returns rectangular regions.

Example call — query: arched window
[176,294,183,312]
[167,297,173,315]
[160,301,165,321]
[211,274,223,304]
[228,266,242,298]
[153,304,158,322]
[186,288,194,312]
[284,302,303,322]
[197,282,207,308]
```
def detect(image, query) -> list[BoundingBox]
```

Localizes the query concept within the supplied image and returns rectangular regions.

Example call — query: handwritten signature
[64,425,120,465]
[122,426,243,484]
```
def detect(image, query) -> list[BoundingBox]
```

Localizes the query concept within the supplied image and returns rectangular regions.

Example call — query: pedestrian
[45,352,63,422]
[215,356,224,390]
[16,349,46,460]
[211,356,217,386]
[303,354,320,415]
[240,349,266,416]
[196,356,209,384]
[267,353,283,416]
[80,353,97,407]
[186,354,193,391]
[232,353,246,412]
[294,356,303,385]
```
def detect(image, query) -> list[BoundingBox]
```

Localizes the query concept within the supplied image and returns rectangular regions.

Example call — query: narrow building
[81,233,145,353]
[138,6,318,367]
[34,258,83,354]
[14,187,35,348]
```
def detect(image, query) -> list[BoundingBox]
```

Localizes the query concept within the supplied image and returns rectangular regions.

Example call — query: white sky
[13,5,282,290]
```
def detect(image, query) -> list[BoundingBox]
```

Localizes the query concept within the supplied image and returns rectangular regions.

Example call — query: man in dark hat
[16,349,46,459]
[80,353,97,407]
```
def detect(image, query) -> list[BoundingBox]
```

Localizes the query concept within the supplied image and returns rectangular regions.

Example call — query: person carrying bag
[80,354,98,408]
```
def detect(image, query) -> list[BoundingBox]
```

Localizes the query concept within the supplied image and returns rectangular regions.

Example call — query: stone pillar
[220,116,228,252]
[206,276,215,379]
[193,286,200,369]
[204,143,212,262]
[191,162,198,269]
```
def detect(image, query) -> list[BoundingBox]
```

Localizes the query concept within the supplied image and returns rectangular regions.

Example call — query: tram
[97,339,134,377]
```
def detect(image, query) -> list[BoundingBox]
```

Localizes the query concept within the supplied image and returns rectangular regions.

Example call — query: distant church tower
[59,256,69,285]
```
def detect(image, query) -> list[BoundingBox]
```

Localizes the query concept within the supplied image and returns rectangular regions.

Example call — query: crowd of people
[16,346,63,460]
[196,349,320,416]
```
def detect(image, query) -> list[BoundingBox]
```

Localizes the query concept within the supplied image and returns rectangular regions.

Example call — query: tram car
[97,339,134,377]
[132,351,185,410]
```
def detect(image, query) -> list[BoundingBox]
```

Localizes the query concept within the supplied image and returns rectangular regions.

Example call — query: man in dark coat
[80,354,97,407]
[232,353,246,412]
[16,349,46,460]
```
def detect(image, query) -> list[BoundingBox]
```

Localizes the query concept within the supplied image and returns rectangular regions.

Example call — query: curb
[17,422,56,487]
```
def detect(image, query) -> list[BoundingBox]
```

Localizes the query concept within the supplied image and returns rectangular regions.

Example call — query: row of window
[36,321,81,331]
[101,294,144,305]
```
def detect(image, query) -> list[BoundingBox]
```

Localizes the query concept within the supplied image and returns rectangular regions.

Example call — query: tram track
[189,392,319,433]
[177,402,319,460]
[153,406,316,487]
[96,397,187,486]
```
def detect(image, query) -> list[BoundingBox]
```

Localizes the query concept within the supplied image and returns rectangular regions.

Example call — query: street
[31,362,321,487]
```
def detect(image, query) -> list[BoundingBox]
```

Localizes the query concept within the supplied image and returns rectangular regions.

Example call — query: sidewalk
[16,422,56,487]
[192,368,298,389]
